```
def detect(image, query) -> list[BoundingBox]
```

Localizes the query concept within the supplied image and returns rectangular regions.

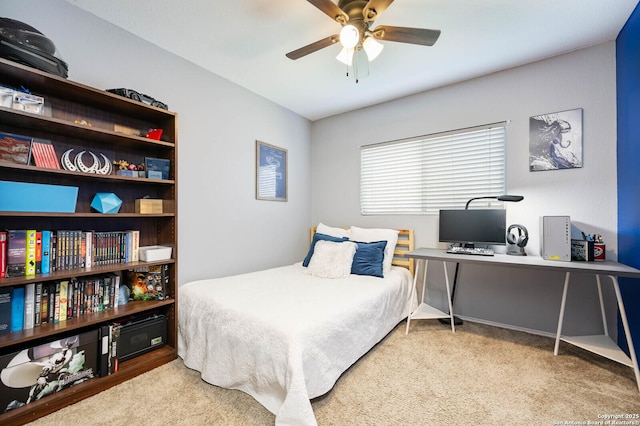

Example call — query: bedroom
[2,0,640,424]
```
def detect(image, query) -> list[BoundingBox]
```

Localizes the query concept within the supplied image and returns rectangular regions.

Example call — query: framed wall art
[145,157,170,180]
[0,132,32,165]
[529,108,583,171]
[256,140,287,201]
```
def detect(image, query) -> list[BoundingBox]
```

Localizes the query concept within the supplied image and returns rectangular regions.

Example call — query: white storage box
[139,245,172,262]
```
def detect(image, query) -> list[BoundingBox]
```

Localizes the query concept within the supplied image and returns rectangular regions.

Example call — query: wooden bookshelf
[0,57,178,425]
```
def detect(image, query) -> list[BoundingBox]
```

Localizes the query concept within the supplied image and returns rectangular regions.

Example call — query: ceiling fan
[286,0,441,68]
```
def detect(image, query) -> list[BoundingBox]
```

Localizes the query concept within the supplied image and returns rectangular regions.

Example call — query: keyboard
[446,246,495,256]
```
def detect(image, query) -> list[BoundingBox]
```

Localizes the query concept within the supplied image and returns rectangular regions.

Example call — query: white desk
[405,247,640,392]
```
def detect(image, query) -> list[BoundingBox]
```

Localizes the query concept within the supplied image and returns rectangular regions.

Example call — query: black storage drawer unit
[118,314,167,362]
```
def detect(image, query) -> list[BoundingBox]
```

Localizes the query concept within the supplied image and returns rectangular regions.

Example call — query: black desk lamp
[465,194,524,210]
[441,194,524,326]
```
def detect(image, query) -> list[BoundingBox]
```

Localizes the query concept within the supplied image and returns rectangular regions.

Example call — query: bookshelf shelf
[0,162,176,184]
[0,346,176,426]
[0,57,178,425]
[0,299,175,349]
[0,212,176,218]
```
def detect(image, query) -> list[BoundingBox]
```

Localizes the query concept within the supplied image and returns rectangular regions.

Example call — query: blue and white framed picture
[529,108,583,172]
[145,157,170,180]
[256,140,287,201]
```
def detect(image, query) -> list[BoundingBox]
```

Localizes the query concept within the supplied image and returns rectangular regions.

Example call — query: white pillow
[349,226,399,274]
[316,222,350,238]
[306,240,357,279]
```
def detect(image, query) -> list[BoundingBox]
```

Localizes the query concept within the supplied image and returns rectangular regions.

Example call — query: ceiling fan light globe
[336,47,354,66]
[363,36,384,61]
[339,24,360,49]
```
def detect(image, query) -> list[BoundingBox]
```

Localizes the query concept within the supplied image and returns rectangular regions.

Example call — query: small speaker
[540,216,571,261]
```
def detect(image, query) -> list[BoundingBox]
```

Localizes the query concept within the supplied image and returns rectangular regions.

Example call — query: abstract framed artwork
[0,132,32,165]
[145,157,170,180]
[256,140,287,201]
[529,108,583,172]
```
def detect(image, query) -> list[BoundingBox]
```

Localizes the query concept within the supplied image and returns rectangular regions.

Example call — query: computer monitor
[438,209,507,246]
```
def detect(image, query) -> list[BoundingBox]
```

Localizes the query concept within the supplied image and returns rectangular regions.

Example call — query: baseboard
[456,315,557,340]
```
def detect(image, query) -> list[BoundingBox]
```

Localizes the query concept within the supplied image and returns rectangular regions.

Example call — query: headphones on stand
[507,224,528,256]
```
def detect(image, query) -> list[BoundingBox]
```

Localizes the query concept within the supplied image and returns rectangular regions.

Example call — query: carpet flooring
[29,321,640,425]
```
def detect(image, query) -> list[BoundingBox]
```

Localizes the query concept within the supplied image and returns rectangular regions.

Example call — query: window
[360,122,507,215]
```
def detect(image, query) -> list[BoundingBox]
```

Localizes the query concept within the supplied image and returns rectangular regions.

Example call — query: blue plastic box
[0,180,78,213]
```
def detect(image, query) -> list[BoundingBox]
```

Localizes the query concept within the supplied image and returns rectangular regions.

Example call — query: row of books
[0,274,121,335]
[0,229,140,278]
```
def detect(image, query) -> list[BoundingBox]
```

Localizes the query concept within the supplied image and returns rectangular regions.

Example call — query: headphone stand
[507,224,529,256]
[507,245,527,256]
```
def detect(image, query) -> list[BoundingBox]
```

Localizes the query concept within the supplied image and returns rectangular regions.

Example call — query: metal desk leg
[596,275,609,337]
[610,275,640,392]
[406,259,427,334]
[554,272,571,355]
[442,262,455,333]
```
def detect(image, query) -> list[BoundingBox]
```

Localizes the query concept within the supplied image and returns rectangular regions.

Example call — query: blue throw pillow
[303,233,348,267]
[351,240,386,278]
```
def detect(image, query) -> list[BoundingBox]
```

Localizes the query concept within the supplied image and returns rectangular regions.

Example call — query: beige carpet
[29,321,640,425]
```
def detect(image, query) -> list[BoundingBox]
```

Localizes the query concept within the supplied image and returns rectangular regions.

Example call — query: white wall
[3,0,313,285]
[311,43,618,336]
[3,1,619,336]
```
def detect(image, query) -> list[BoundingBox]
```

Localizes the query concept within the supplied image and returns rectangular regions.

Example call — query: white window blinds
[360,122,507,215]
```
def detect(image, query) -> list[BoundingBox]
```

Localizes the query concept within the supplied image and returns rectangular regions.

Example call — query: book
[109,323,120,374]
[127,266,167,301]
[50,231,57,272]
[84,231,93,268]
[23,283,35,329]
[30,139,60,169]
[40,283,49,324]
[53,281,60,323]
[44,142,60,169]
[34,282,42,326]
[0,231,6,278]
[0,287,11,334]
[29,138,45,167]
[25,229,36,276]
[58,280,69,322]
[35,231,42,274]
[10,286,24,332]
[102,276,111,311]
[99,325,111,377]
[48,282,55,323]
[6,230,26,277]
[126,230,140,262]
[113,274,121,306]
[68,279,75,319]
[41,230,51,274]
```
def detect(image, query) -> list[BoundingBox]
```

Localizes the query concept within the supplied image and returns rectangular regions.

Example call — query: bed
[177,225,415,426]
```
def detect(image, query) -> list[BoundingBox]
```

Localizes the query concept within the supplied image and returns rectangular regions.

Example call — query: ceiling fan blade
[372,25,441,46]
[286,35,340,60]
[307,0,349,24]
[363,0,395,22]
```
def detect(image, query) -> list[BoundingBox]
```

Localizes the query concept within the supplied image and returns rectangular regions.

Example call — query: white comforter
[177,262,414,426]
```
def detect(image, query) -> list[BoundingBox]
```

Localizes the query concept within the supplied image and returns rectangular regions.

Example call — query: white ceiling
[66,0,638,121]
